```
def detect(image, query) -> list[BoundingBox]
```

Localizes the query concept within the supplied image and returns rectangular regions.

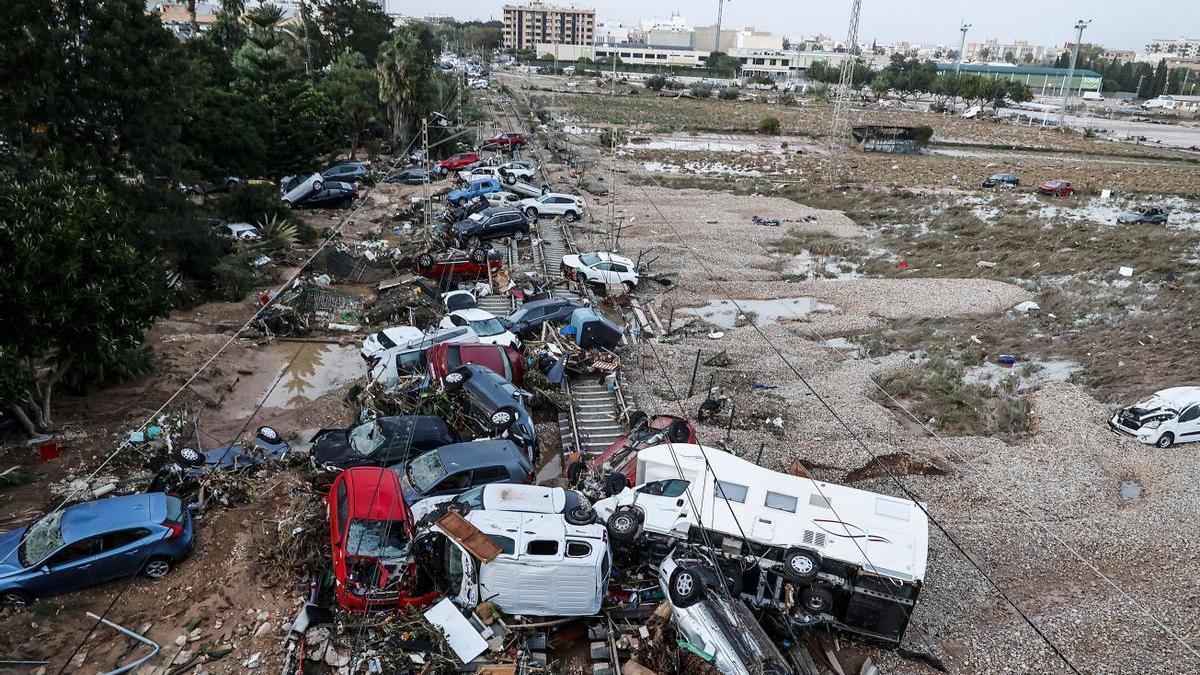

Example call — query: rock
[244,651,261,669]
[324,646,350,667]
[254,622,272,638]
[1013,300,1040,313]
[845,452,953,482]
[175,635,188,647]
[255,611,269,622]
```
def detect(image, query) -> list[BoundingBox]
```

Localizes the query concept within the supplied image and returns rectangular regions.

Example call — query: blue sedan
[0,492,194,605]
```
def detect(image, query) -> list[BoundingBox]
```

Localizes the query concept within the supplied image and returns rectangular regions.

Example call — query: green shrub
[717,87,739,100]
[599,128,629,149]
[645,75,667,91]
[912,125,934,146]
[758,116,781,135]
[216,183,290,224]
[663,79,685,91]
[689,83,713,98]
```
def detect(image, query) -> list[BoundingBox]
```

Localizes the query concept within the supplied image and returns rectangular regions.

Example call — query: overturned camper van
[593,444,929,645]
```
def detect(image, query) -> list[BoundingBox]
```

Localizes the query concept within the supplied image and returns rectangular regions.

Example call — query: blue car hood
[0,527,29,575]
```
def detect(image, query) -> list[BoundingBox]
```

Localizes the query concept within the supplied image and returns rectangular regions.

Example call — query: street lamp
[1058,19,1091,128]
[955,22,971,75]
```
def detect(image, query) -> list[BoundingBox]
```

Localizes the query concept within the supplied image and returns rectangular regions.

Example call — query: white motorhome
[593,444,929,645]
[428,510,610,617]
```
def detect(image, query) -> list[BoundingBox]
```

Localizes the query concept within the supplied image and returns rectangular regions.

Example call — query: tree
[0,164,171,434]
[644,75,667,91]
[377,24,438,151]
[1151,58,1169,97]
[704,51,740,76]
[320,51,380,157]
[311,0,393,67]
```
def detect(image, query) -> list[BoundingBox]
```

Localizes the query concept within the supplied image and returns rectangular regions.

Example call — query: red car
[414,248,501,281]
[1038,179,1075,197]
[425,343,524,385]
[567,414,696,496]
[328,467,437,612]
[481,132,527,150]
[438,152,480,171]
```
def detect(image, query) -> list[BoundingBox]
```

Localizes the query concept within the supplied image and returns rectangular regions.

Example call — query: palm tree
[377,26,428,151]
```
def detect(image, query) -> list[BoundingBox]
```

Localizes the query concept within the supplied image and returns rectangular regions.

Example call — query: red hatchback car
[425,343,524,386]
[1038,179,1075,197]
[328,467,436,612]
[482,132,527,150]
[414,248,502,281]
[437,152,480,171]
[567,414,696,495]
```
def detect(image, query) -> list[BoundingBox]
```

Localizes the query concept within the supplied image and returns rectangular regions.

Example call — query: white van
[429,510,610,616]
[593,443,928,645]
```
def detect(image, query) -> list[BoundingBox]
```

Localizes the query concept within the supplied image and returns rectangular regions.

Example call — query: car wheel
[470,248,488,264]
[799,585,834,614]
[490,406,518,431]
[173,446,205,469]
[564,503,596,526]
[623,281,636,294]
[566,460,587,486]
[525,207,538,220]
[1156,432,1174,449]
[143,557,173,580]
[606,508,640,541]
[604,471,630,496]
[782,548,820,582]
[1,590,33,606]
[668,565,705,608]
[444,368,470,391]
[281,199,292,208]
[503,174,517,186]
[667,419,692,444]
[564,210,579,222]
[417,252,435,270]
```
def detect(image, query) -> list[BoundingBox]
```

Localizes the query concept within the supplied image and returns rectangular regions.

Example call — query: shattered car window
[345,520,409,559]
[408,451,447,492]
[21,510,66,567]
[349,421,386,457]
[580,253,602,267]
[470,318,507,337]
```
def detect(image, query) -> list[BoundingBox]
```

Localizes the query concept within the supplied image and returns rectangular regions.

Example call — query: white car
[368,325,480,389]
[469,79,489,90]
[441,289,477,312]
[1110,386,1200,448]
[410,484,594,524]
[360,326,425,366]
[458,166,502,183]
[279,172,323,207]
[497,161,537,182]
[215,222,261,240]
[519,193,585,222]
[439,308,520,348]
[484,190,522,208]
[560,251,639,289]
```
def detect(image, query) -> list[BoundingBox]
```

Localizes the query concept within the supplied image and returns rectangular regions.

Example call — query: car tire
[503,174,517,186]
[1,590,33,606]
[606,508,640,541]
[470,248,489,264]
[782,548,820,582]
[564,210,579,222]
[1156,432,1174,449]
[627,410,649,430]
[604,471,630,496]
[417,252,435,270]
[667,419,692,444]
[172,446,206,469]
[799,585,834,614]
[565,503,596,526]
[668,565,705,608]
[566,460,587,486]
[490,406,519,431]
[281,199,292,208]
[143,557,173,580]
[623,281,636,294]
[443,369,469,392]
[525,207,538,220]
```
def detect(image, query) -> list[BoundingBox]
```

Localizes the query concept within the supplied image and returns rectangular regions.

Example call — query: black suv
[449,207,530,247]
[444,364,538,462]
[396,439,533,504]
[500,297,585,340]
[310,415,460,471]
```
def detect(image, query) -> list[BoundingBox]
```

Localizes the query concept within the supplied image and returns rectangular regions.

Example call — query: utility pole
[1058,19,1091,128]
[1137,74,1146,99]
[955,22,971,75]
[422,119,431,227]
[714,0,726,53]
[826,0,863,183]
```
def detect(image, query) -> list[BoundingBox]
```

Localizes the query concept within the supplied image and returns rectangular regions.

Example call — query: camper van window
[765,491,798,513]
[526,540,559,556]
[487,534,515,554]
[565,541,592,557]
[714,481,749,503]
[809,493,832,509]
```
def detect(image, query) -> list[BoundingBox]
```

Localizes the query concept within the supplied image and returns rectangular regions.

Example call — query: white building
[1145,37,1200,60]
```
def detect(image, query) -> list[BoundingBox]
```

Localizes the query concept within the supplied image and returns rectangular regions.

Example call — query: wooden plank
[436,511,502,563]
[621,661,657,675]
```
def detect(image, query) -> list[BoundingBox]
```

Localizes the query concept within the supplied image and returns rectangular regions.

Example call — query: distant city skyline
[386,0,1199,52]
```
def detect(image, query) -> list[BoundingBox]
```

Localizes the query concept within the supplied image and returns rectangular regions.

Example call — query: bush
[216,183,290,224]
[688,83,713,98]
[599,128,628,149]
[912,125,934,146]
[717,87,739,100]
[663,79,685,91]
[747,74,774,85]
[758,116,781,135]
[644,75,667,91]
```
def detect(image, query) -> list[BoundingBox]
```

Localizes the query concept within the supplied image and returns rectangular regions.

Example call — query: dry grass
[876,354,1032,439]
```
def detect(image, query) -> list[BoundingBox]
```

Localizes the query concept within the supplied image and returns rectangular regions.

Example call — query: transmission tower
[826,0,863,183]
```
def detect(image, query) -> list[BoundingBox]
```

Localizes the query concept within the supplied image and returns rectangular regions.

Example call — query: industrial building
[503,1,595,51]
[935,63,1103,95]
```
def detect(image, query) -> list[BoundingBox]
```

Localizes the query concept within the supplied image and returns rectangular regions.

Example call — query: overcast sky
[400,0,1198,51]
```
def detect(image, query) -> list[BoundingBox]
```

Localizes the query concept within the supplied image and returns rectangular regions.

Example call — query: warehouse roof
[936,63,1102,77]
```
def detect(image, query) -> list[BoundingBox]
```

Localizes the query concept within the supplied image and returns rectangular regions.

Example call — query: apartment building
[1145,37,1200,60]
[503,2,595,51]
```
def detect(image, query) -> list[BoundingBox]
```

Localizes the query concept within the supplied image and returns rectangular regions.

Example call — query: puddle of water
[963,358,1081,390]
[1119,480,1143,503]
[673,297,836,329]
[262,343,363,409]
[784,251,861,280]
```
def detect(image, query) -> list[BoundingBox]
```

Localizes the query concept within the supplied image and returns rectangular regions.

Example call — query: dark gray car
[500,297,585,339]
[443,364,539,463]
[394,439,533,504]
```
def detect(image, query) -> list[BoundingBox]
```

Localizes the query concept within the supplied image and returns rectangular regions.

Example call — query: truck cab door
[633,480,692,535]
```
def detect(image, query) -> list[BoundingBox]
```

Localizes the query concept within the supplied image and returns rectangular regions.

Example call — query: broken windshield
[348,421,386,457]
[20,510,65,567]
[408,451,447,492]
[580,253,602,266]
[346,520,409,559]
[470,318,506,337]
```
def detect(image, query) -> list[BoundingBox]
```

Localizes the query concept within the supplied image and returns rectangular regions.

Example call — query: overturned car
[594,444,928,646]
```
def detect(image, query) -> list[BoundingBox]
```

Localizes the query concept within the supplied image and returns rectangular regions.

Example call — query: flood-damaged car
[443,364,539,462]
[396,439,533,505]
[568,413,696,497]
[410,484,595,527]
[1109,386,1200,448]
[310,415,460,472]
[593,443,929,646]
[1116,206,1169,224]
[328,467,437,611]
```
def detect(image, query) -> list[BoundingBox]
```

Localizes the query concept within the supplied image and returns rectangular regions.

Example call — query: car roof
[450,308,499,321]
[543,193,579,199]
[1144,387,1200,407]
[481,207,521,217]
[480,484,567,512]
[580,251,634,266]
[435,439,525,469]
[62,493,161,540]
[339,467,408,521]
[517,297,581,311]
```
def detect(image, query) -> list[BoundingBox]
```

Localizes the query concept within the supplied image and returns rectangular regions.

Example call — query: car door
[97,528,155,582]
[608,262,632,284]
[38,536,106,595]
[632,480,692,535]
[589,262,614,284]
[429,470,473,496]
[1174,404,1200,442]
